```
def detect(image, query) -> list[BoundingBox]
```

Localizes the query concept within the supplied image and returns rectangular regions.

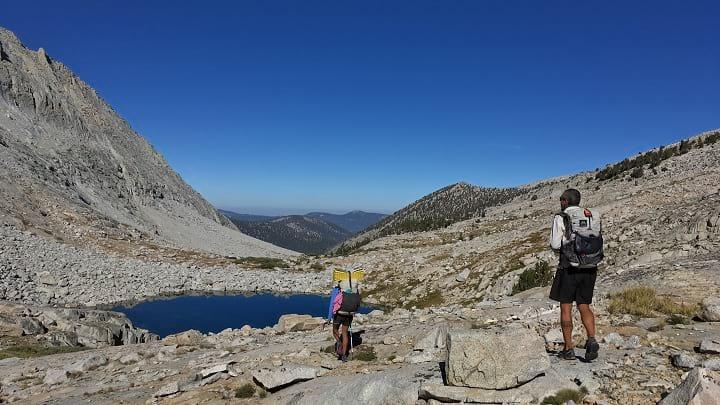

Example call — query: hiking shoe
[585,337,599,361]
[558,348,576,360]
[341,354,348,363]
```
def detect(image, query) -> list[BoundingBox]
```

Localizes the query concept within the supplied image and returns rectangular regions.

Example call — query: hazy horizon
[218,206,391,217]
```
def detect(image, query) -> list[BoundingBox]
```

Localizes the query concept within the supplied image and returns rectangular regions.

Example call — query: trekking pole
[349,324,354,358]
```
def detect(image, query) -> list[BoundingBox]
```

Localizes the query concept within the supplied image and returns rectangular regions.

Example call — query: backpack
[335,270,362,316]
[559,207,604,269]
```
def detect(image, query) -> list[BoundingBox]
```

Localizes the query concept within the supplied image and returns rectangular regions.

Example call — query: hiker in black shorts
[549,189,602,361]
[332,310,352,362]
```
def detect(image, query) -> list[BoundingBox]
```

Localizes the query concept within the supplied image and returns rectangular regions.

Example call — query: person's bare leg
[341,324,350,356]
[560,303,574,350]
[578,304,596,338]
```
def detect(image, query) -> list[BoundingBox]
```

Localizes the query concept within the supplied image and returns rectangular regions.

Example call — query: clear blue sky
[3,1,719,215]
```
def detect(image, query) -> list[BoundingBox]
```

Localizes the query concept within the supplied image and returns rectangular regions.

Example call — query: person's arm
[550,215,564,251]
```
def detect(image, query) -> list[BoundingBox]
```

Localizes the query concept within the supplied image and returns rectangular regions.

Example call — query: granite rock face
[0,27,293,259]
[0,300,157,348]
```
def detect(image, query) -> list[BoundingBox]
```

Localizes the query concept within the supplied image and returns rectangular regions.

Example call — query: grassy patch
[235,383,256,398]
[353,345,377,361]
[404,289,444,309]
[511,260,553,295]
[233,257,288,269]
[428,252,451,263]
[608,287,697,317]
[0,345,87,360]
[541,388,588,405]
[309,262,325,271]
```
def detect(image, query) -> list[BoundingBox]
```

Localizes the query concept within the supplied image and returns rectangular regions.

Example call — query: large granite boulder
[252,365,323,391]
[658,368,720,405]
[163,329,206,346]
[275,314,324,333]
[273,363,443,405]
[420,368,578,403]
[445,327,550,389]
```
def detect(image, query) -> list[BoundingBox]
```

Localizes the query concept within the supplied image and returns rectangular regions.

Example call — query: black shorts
[333,313,353,327]
[549,267,597,304]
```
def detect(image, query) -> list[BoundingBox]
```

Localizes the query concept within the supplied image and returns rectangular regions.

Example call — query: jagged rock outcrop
[0,300,157,348]
[0,27,293,258]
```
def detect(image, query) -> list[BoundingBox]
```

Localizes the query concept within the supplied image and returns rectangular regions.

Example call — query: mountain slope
[324,129,720,308]
[339,183,525,252]
[306,211,386,233]
[227,215,353,254]
[0,27,294,257]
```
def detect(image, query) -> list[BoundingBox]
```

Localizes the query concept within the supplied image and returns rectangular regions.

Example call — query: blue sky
[3,1,719,215]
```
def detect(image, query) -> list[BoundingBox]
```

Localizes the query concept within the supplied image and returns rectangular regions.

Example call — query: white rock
[200,362,232,378]
[154,381,181,397]
[43,369,69,385]
[119,352,141,365]
[699,297,720,322]
[658,368,720,405]
[603,332,624,347]
[252,366,321,391]
[699,339,720,354]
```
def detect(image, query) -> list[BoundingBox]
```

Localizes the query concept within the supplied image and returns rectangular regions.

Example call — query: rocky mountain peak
[0,26,293,257]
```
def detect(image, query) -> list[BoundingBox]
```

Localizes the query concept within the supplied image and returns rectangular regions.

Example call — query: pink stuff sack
[332,291,343,315]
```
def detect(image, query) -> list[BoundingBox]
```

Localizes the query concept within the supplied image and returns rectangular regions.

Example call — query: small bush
[404,289,445,309]
[608,287,697,317]
[309,262,325,271]
[354,345,377,362]
[541,388,587,404]
[235,383,256,398]
[667,314,691,325]
[512,260,553,295]
[630,167,644,178]
[233,257,288,269]
[0,345,86,360]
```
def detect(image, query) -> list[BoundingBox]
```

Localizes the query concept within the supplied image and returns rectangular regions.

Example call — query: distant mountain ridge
[221,210,386,254]
[219,211,276,223]
[337,183,526,252]
[306,211,387,233]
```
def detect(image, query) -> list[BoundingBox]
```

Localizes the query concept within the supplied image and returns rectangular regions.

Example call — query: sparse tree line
[595,131,720,181]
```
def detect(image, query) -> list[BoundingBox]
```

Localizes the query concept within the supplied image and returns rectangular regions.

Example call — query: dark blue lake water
[113,293,373,337]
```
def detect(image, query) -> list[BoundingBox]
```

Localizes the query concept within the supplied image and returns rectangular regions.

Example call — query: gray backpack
[559,207,604,268]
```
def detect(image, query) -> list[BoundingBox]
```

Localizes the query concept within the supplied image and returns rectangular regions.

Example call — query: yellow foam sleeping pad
[332,269,365,282]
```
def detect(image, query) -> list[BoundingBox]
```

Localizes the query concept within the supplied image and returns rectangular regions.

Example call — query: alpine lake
[112,293,374,337]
